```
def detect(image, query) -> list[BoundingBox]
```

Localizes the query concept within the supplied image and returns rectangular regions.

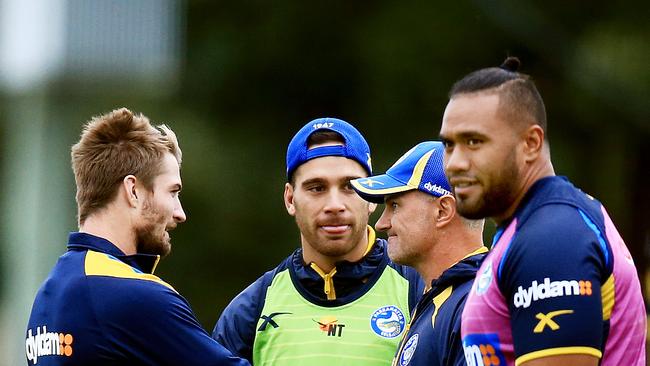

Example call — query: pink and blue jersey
[461,176,645,365]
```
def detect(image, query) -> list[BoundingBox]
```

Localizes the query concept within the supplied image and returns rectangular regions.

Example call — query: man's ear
[123,175,139,208]
[521,124,545,163]
[284,182,296,216]
[368,202,377,215]
[436,195,456,227]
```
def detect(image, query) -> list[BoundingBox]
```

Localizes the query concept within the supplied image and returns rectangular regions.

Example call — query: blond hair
[71,107,182,225]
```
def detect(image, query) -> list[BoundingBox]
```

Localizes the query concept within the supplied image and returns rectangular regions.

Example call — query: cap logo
[423,182,450,195]
[312,122,334,129]
[359,178,384,188]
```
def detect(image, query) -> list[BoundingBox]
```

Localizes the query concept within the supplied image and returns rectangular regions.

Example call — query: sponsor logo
[462,333,506,366]
[423,182,450,196]
[313,122,334,129]
[398,333,419,366]
[370,305,406,338]
[513,278,592,309]
[257,312,292,331]
[533,310,574,333]
[475,262,493,295]
[313,316,346,337]
[25,326,73,365]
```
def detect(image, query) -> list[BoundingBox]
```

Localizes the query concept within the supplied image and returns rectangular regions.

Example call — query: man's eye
[308,185,325,192]
[467,138,482,146]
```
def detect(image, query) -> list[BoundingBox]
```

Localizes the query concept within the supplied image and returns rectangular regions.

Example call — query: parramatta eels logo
[399,333,419,366]
[475,262,493,295]
[370,305,405,338]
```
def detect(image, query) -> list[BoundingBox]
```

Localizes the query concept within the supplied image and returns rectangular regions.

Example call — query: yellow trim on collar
[309,226,376,301]
[515,346,602,365]
[431,285,453,328]
[462,246,489,260]
[310,263,337,300]
[363,225,376,256]
[84,251,176,292]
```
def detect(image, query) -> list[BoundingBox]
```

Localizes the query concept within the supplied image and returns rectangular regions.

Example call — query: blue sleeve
[212,270,275,362]
[499,204,608,360]
[91,278,250,366]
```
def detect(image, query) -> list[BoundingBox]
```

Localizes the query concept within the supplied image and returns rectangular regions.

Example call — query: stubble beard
[135,199,171,257]
[456,153,520,221]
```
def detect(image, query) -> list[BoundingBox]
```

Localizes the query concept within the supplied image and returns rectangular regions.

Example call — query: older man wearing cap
[351,141,486,366]
[212,118,424,366]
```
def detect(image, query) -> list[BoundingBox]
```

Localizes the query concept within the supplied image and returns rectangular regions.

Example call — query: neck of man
[493,154,555,226]
[79,207,137,256]
[417,226,484,289]
[301,229,370,273]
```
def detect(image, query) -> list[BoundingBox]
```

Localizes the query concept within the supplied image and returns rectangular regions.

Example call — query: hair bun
[500,57,521,72]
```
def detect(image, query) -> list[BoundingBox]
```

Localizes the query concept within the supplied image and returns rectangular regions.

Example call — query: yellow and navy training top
[392,247,487,366]
[461,176,646,366]
[25,232,249,366]
[212,227,425,365]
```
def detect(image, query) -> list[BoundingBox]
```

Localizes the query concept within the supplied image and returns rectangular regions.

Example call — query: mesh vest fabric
[252,267,411,365]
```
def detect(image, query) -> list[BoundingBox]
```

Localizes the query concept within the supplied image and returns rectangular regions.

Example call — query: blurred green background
[1,1,649,364]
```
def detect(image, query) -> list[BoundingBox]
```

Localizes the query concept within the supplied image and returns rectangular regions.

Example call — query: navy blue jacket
[212,237,424,363]
[25,232,249,366]
[393,250,488,366]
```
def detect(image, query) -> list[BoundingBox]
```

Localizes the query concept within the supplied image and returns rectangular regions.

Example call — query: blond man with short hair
[25,108,249,366]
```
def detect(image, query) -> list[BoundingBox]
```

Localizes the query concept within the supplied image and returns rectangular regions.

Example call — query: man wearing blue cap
[212,118,424,365]
[351,141,486,366]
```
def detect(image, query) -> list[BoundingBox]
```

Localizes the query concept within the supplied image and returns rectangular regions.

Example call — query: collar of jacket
[66,232,161,274]
[428,249,488,296]
[291,226,386,300]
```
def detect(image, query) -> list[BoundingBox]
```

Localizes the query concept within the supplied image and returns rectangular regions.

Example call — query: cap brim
[351,174,416,204]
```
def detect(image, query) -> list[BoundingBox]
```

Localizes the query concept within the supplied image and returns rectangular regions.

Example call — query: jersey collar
[66,232,161,274]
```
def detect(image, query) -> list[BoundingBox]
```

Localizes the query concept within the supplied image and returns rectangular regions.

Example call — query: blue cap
[286,117,372,180]
[350,141,452,203]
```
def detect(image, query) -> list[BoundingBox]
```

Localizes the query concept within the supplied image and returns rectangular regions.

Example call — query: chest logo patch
[398,333,419,366]
[370,305,406,338]
[475,262,493,295]
[313,316,346,337]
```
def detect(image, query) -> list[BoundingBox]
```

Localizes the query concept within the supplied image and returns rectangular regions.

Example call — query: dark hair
[449,57,547,135]
[306,130,345,148]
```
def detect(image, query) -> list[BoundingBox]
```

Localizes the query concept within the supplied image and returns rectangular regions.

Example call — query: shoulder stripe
[578,209,609,267]
[515,346,602,365]
[496,220,517,281]
[431,285,453,327]
[84,251,176,292]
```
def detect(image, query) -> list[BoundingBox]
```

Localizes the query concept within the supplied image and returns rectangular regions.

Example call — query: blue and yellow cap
[351,141,451,203]
[286,117,372,180]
